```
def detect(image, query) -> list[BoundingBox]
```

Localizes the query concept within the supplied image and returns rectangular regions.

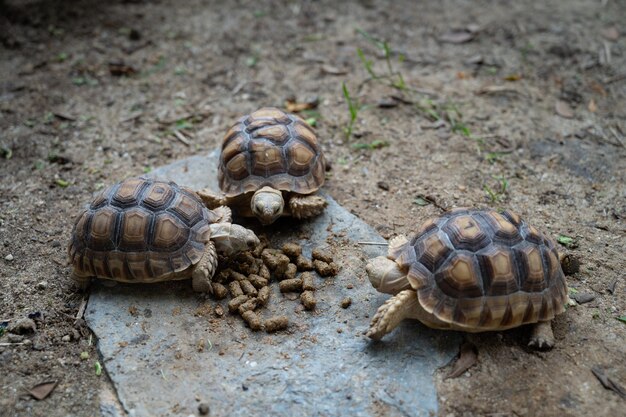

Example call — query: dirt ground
[1,0,625,416]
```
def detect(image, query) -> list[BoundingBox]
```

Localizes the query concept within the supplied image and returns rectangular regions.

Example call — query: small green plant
[484,175,509,203]
[342,82,361,141]
[351,140,389,150]
[557,235,578,249]
[617,316,626,324]
[95,361,102,376]
[356,29,406,90]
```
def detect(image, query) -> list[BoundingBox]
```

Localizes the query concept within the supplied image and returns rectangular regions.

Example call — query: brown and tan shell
[391,208,568,330]
[218,107,326,197]
[68,177,219,283]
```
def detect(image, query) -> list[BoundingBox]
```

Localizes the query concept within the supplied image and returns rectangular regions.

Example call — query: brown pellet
[301,272,316,291]
[295,254,314,271]
[312,248,333,263]
[340,297,352,309]
[258,264,271,280]
[238,298,259,315]
[314,260,333,277]
[257,286,270,306]
[214,305,225,317]
[229,270,247,282]
[283,263,297,280]
[300,291,316,310]
[236,251,256,266]
[273,254,290,278]
[248,274,268,289]
[228,281,244,297]
[240,280,258,296]
[328,262,339,276]
[214,269,231,284]
[281,242,302,259]
[264,316,289,333]
[252,236,269,257]
[241,310,261,331]
[228,295,249,313]
[212,282,228,300]
[279,278,303,293]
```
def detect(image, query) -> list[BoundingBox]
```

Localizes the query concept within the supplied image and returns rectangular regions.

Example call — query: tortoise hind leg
[366,289,419,341]
[191,241,219,293]
[528,320,555,350]
[212,206,232,223]
[71,270,92,291]
[288,194,327,219]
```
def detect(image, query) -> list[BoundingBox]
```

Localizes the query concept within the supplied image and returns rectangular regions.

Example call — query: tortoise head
[251,186,284,225]
[366,256,410,295]
[209,223,259,257]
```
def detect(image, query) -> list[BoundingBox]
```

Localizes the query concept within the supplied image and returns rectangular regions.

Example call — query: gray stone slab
[85,151,460,417]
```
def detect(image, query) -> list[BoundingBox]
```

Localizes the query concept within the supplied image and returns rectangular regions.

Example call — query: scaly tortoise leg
[191,241,219,293]
[288,194,327,219]
[528,320,555,350]
[71,270,92,291]
[366,289,419,341]
[212,206,232,223]
[196,189,227,209]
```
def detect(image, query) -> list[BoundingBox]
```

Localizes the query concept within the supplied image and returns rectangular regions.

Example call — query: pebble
[62,335,71,342]
[7,318,36,334]
[36,281,48,290]
[5,254,13,261]
[341,297,352,309]
[198,403,210,415]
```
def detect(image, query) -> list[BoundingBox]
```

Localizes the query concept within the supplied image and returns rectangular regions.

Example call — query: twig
[172,130,191,146]
[0,342,26,346]
[75,297,88,321]
[604,72,626,84]
[608,127,625,147]
[357,241,389,246]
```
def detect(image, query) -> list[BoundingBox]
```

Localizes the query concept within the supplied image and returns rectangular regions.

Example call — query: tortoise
[68,177,259,292]
[199,107,327,225]
[365,208,569,349]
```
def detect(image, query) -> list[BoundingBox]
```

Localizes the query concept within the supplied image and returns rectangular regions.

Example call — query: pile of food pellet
[209,238,339,333]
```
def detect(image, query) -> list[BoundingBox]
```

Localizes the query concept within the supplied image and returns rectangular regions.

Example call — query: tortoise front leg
[528,320,555,350]
[288,194,327,219]
[71,270,92,290]
[366,289,419,341]
[196,189,227,209]
[191,241,219,293]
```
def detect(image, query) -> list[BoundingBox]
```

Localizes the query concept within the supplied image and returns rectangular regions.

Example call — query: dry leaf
[321,65,348,75]
[108,62,137,77]
[439,30,475,44]
[285,101,316,113]
[475,85,522,96]
[29,381,58,400]
[588,99,597,113]
[589,81,607,96]
[601,27,619,42]
[555,100,574,119]
[445,342,478,379]
[591,366,626,398]
[504,74,522,82]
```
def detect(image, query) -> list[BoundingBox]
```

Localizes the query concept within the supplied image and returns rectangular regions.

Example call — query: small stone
[62,335,71,342]
[279,278,303,293]
[377,181,390,191]
[572,292,596,304]
[8,318,36,334]
[264,316,289,333]
[7,333,24,343]
[312,249,333,263]
[300,291,316,310]
[36,281,48,290]
[5,254,14,261]
[340,297,352,309]
[214,305,224,317]
[295,254,314,271]
[198,403,210,415]
[281,242,302,259]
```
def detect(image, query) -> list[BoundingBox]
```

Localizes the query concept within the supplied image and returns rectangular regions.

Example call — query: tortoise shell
[68,177,219,283]
[218,107,326,197]
[391,208,568,330]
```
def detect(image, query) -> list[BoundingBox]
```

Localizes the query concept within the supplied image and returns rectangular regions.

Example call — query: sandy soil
[1,0,624,416]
